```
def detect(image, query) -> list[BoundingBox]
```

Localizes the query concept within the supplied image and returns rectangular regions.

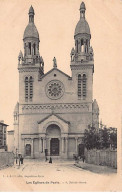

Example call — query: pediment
[38,113,70,134]
[39,68,71,81]
[38,113,70,125]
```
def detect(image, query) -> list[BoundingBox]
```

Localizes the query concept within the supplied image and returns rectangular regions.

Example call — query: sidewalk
[74,160,117,174]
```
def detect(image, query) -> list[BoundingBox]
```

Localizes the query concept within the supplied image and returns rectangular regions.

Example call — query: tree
[99,127,110,149]
[83,125,117,150]
[109,127,117,149]
[83,126,100,150]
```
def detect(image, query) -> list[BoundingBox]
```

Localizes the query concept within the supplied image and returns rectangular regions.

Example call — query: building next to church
[7,130,14,152]
[13,2,99,159]
[0,121,8,151]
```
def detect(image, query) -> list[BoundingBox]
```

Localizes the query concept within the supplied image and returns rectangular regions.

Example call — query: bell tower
[18,6,44,104]
[70,2,94,102]
[22,6,42,66]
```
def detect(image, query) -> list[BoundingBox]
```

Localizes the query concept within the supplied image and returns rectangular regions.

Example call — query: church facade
[13,2,99,159]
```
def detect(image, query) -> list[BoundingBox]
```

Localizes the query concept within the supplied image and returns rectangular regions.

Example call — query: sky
[0,0,122,131]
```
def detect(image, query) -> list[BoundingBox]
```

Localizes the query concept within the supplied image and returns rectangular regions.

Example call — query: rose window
[46,80,64,99]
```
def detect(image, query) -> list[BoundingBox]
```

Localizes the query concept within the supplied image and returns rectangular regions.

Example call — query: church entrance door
[50,138,59,156]
[78,144,84,157]
[25,144,31,156]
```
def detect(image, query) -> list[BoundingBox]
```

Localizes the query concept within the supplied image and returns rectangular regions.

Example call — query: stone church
[13,2,99,159]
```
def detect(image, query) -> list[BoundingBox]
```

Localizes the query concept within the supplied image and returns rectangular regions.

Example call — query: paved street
[0,159,119,192]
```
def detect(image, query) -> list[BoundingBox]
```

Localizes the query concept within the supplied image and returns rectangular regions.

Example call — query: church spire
[80,2,86,19]
[29,5,35,23]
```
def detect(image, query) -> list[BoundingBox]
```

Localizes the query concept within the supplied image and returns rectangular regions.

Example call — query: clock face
[46,80,64,99]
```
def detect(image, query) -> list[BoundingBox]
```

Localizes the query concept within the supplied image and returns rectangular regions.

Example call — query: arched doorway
[46,124,61,156]
[50,138,59,156]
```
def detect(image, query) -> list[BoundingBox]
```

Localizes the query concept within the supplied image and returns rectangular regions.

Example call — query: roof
[14,102,19,113]
[39,68,71,80]
[29,5,34,14]
[92,99,99,111]
[38,113,70,124]
[0,122,8,126]
[80,2,86,9]
[23,22,39,39]
[74,18,90,36]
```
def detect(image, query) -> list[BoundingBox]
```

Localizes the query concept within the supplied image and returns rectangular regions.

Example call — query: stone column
[75,40,77,52]
[31,139,34,158]
[61,137,64,153]
[84,39,86,53]
[43,138,45,153]
[65,137,68,156]
[48,138,51,156]
[22,139,25,157]
[31,43,33,56]
[59,138,61,155]
[39,138,42,153]
[40,138,43,153]
[78,39,81,53]
[75,137,78,155]
[45,137,47,149]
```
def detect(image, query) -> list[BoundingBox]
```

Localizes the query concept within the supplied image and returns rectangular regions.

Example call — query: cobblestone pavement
[0,159,119,192]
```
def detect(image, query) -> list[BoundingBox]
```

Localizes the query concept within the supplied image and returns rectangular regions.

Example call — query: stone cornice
[18,68,40,73]
[70,64,94,71]
[70,60,94,66]
[18,64,40,73]
[21,133,84,139]
[20,102,92,106]
[20,102,92,114]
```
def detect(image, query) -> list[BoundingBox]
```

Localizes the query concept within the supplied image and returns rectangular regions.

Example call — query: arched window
[24,43,26,56]
[25,76,33,102]
[76,40,78,53]
[25,77,29,101]
[29,76,33,101]
[83,74,87,99]
[28,42,31,55]
[78,74,82,98]
[81,39,84,52]
[33,43,36,55]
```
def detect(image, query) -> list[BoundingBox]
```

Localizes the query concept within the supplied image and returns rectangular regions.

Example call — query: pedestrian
[21,156,24,164]
[49,157,52,163]
[82,155,85,163]
[19,155,23,165]
[19,155,21,166]
[45,156,48,162]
